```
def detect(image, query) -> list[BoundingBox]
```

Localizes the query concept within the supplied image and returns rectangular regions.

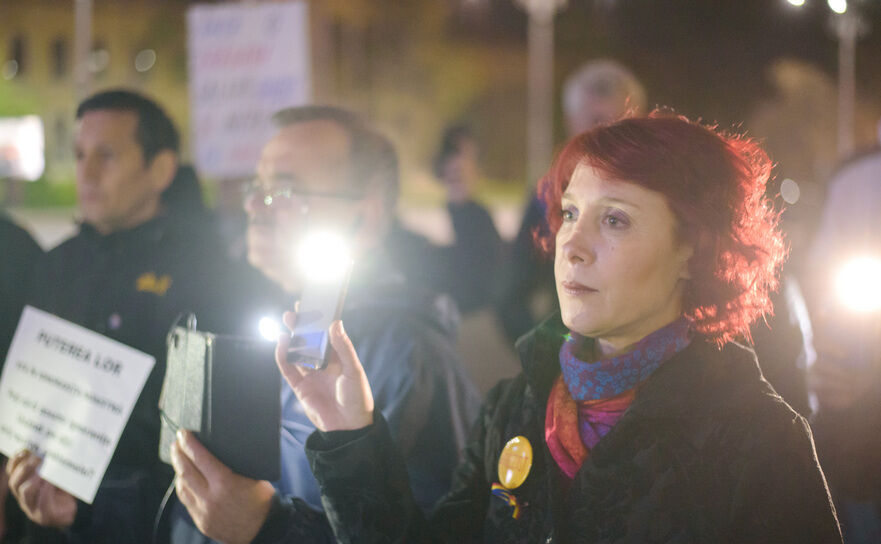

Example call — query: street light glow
[828,0,847,14]
[787,0,805,6]
[835,256,881,313]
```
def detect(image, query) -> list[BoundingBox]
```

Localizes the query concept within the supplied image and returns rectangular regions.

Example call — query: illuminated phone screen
[287,265,351,369]
[288,328,330,369]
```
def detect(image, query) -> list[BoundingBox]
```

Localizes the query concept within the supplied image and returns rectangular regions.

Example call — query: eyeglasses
[242,179,366,210]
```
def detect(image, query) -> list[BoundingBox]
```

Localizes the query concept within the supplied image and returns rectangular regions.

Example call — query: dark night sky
[454,0,881,127]
[595,0,881,123]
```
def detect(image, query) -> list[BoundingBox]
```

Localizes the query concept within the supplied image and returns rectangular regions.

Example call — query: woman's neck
[572,337,632,361]
[594,338,635,359]
[589,315,688,359]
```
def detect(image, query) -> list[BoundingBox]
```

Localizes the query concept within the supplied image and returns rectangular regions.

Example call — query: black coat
[306,314,842,543]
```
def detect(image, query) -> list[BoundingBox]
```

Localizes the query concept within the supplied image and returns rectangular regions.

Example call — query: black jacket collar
[515,313,568,406]
[78,212,172,248]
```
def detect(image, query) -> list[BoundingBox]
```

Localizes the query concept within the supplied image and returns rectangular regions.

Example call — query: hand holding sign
[0,307,155,504]
[6,450,76,528]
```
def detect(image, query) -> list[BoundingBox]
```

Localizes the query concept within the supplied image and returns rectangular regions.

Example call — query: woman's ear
[680,230,713,281]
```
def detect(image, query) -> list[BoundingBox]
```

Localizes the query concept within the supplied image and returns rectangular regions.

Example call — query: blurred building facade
[0,1,190,184]
[2,0,880,208]
[0,0,533,207]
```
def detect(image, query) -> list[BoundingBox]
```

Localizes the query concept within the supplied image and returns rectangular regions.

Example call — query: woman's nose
[560,222,595,265]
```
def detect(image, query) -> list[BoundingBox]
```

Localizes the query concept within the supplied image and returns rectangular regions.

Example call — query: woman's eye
[603,211,630,229]
[561,206,576,222]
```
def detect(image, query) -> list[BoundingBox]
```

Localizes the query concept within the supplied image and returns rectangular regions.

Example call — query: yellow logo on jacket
[136,272,172,296]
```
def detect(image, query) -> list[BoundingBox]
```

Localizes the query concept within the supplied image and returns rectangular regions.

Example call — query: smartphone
[286,262,352,370]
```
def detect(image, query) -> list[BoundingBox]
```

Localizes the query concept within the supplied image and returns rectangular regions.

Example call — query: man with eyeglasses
[169,106,481,544]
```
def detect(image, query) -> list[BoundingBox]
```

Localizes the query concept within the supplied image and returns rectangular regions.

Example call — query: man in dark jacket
[168,106,480,543]
[5,90,279,544]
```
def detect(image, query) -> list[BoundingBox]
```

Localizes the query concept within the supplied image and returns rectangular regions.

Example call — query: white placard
[187,1,311,179]
[0,306,155,504]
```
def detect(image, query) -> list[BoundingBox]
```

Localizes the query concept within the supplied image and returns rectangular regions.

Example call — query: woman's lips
[561,280,597,295]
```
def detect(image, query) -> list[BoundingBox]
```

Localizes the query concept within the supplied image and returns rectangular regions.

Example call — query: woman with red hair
[269,113,841,543]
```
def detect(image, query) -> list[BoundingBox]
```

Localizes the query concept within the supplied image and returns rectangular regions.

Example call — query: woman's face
[554,163,693,356]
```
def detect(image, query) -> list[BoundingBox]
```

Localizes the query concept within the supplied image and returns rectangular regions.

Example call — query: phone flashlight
[258,317,281,341]
[286,230,353,369]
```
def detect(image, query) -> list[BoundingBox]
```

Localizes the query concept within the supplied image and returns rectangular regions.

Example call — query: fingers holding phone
[275,311,374,432]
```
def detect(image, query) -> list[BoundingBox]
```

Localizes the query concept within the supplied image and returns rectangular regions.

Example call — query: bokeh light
[258,316,281,341]
[134,49,157,73]
[836,256,881,312]
[828,0,847,14]
[2,60,18,80]
[780,178,801,205]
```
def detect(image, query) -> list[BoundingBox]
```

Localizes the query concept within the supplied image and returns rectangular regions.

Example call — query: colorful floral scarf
[546,318,692,478]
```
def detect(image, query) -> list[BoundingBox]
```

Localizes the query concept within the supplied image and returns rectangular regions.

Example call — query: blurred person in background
[0,214,41,544]
[4,89,278,544]
[275,113,840,543]
[169,105,480,544]
[387,124,502,316]
[807,119,881,544]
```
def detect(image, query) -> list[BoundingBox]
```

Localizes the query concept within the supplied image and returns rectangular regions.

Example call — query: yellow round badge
[497,436,533,489]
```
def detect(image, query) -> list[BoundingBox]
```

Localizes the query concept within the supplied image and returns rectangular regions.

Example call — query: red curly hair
[536,112,786,345]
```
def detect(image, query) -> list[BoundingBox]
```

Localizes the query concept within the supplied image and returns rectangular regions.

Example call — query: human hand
[5,450,76,528]
[170,431,275,544]
[275,312,374,432]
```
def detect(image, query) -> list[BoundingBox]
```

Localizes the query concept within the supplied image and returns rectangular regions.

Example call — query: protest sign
[187,1,311,179]
[0,306,155,503]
